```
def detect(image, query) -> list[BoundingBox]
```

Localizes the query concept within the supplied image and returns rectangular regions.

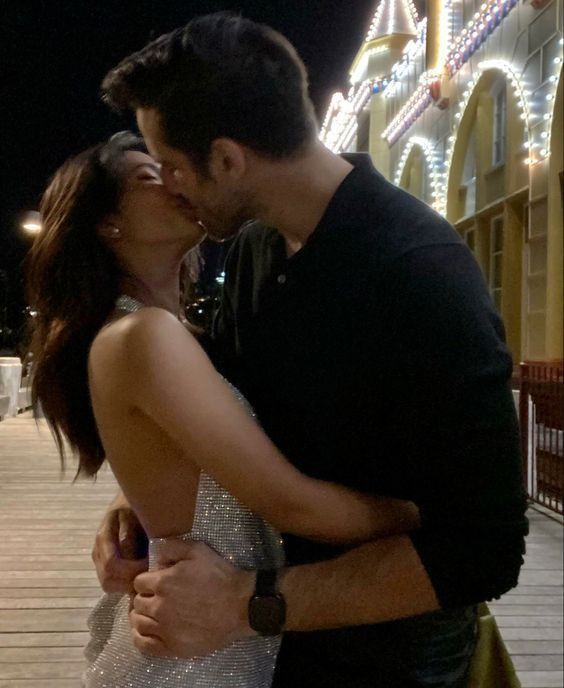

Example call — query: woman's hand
[92,491,149,593]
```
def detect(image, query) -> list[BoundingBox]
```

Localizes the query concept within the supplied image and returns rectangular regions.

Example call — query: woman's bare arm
[96,308,419,544]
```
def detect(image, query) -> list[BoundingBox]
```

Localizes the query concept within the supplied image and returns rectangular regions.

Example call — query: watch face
[249,595,286,636]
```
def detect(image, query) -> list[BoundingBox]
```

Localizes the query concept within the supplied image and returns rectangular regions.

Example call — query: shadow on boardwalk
[0,415,562,687]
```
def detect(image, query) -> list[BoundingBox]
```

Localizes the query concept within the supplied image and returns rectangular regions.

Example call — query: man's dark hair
[102,12,318,170]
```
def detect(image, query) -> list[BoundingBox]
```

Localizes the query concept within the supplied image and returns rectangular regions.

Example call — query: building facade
[321,0,563,363]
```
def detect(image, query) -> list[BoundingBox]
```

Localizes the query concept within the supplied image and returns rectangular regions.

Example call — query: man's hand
[92,497,148,593]
[130,540,256,658]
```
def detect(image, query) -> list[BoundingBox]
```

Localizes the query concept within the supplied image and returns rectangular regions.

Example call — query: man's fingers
[131,627,167,657]
[156,539,202,568]
[133,570,162,595]
[132,593,158,619]
[132,630,168,657]
[130,608,160,634]
[130,609,168,656]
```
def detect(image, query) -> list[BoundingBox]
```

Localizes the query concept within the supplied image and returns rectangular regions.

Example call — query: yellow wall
[399,147,424,198]
[446,69,528,360]
[546,68,564,360]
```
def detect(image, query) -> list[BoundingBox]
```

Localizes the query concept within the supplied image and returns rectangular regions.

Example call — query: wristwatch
[248,569,286,636]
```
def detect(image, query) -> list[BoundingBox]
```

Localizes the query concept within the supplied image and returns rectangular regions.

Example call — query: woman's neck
[119,257,182,317]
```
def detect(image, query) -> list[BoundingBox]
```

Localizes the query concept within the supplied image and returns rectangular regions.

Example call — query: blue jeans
[400,605,478,687]
[274,605,478,687]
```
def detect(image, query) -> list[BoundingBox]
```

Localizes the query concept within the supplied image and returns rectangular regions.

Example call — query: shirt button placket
[277,274,287,285]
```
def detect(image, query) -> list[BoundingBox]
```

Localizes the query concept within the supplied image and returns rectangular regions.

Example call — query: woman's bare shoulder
[90,307,200,377]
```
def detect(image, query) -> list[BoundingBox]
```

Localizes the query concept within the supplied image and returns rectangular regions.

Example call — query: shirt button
[277,274,287,285]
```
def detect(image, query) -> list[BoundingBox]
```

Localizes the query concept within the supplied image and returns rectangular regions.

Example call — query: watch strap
[255,568,279,596]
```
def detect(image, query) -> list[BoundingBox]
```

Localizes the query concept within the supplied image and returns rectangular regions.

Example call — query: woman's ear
[98,221,123,241]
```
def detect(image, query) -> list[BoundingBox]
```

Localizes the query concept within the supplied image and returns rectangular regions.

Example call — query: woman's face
[110,150,206,250]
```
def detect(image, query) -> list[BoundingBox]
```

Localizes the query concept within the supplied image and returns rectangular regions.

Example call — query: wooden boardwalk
[0,415,116,687]
[0,415,562,687]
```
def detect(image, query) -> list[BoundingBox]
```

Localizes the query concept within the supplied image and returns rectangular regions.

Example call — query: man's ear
[208,138,247,181]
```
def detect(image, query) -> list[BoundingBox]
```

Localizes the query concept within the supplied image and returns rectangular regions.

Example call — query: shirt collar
[305,153,384,244]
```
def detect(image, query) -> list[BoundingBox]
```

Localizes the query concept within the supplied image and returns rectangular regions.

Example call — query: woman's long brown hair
[26,133,148,477]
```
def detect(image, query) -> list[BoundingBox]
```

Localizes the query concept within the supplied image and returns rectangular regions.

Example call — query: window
[492,84,506,166]
[465,228,476,253]
[462,126,477,217]
[490,216,504,311]
[356,110,370,153]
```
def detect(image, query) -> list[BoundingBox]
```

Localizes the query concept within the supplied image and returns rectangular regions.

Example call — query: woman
[27,132,419,687]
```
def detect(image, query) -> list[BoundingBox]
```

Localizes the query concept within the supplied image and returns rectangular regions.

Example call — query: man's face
[136,108,249,241]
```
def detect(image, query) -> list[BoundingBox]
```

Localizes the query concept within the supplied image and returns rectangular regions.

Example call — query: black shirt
[209,154,528,685]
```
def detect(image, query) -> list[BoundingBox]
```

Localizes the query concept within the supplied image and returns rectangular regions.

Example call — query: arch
[440,60,531,219]
[548,64,563,165]
[394,136,441,207]
[441,62,533,360]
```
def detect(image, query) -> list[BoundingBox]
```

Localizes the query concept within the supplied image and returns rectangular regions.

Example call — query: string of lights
[435,59,532,215]
[393,136,442,211]
[381,78,437,144]
[321,0,563,200]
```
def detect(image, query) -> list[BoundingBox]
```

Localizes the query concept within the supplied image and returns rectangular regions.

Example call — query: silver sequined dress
[83,386,284,687]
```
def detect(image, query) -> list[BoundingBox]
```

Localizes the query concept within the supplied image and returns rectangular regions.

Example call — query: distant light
[21,211,42,235]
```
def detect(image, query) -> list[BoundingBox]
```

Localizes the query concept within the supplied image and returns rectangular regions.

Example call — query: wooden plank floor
[0,415,116,687]
[1,414,562,686]
[490,508,563,688]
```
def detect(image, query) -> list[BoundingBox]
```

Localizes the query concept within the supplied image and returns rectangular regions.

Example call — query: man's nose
[161,167,180,194]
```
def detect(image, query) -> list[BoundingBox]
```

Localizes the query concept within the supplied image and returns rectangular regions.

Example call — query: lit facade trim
[394,136,442,210]
[445,0,520,77]
[436,60,531,215]
[365,0,419,41]
[381,78,437,144]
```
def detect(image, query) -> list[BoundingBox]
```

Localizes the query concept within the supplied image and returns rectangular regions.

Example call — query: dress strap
[115,295,145,313]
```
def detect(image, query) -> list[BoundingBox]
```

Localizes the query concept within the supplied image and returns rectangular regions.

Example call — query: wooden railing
[519,361,563,515]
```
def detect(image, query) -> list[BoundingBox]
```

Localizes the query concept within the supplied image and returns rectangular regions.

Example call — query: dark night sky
[0,0,389,329]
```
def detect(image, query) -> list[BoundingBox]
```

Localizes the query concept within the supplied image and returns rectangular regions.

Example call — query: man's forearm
[280,535,439,631]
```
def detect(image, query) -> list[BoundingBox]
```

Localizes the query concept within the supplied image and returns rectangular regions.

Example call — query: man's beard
[204,206,253,243]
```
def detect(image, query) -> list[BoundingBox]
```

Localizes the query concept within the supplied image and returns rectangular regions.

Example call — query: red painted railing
[519,361,564,515]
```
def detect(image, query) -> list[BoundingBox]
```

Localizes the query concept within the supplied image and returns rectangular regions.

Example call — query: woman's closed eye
[138,173,162,183]
[133,163,162,184]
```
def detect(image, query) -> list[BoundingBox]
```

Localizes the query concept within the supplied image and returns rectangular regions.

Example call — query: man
[94,12,527,687]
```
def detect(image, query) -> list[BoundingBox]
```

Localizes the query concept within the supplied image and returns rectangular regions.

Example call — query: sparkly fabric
[84,346,285,686]
[114,294,145,313]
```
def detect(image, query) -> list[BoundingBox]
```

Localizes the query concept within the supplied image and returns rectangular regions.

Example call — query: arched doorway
[395,137,440,208]
[445,67,529,359]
